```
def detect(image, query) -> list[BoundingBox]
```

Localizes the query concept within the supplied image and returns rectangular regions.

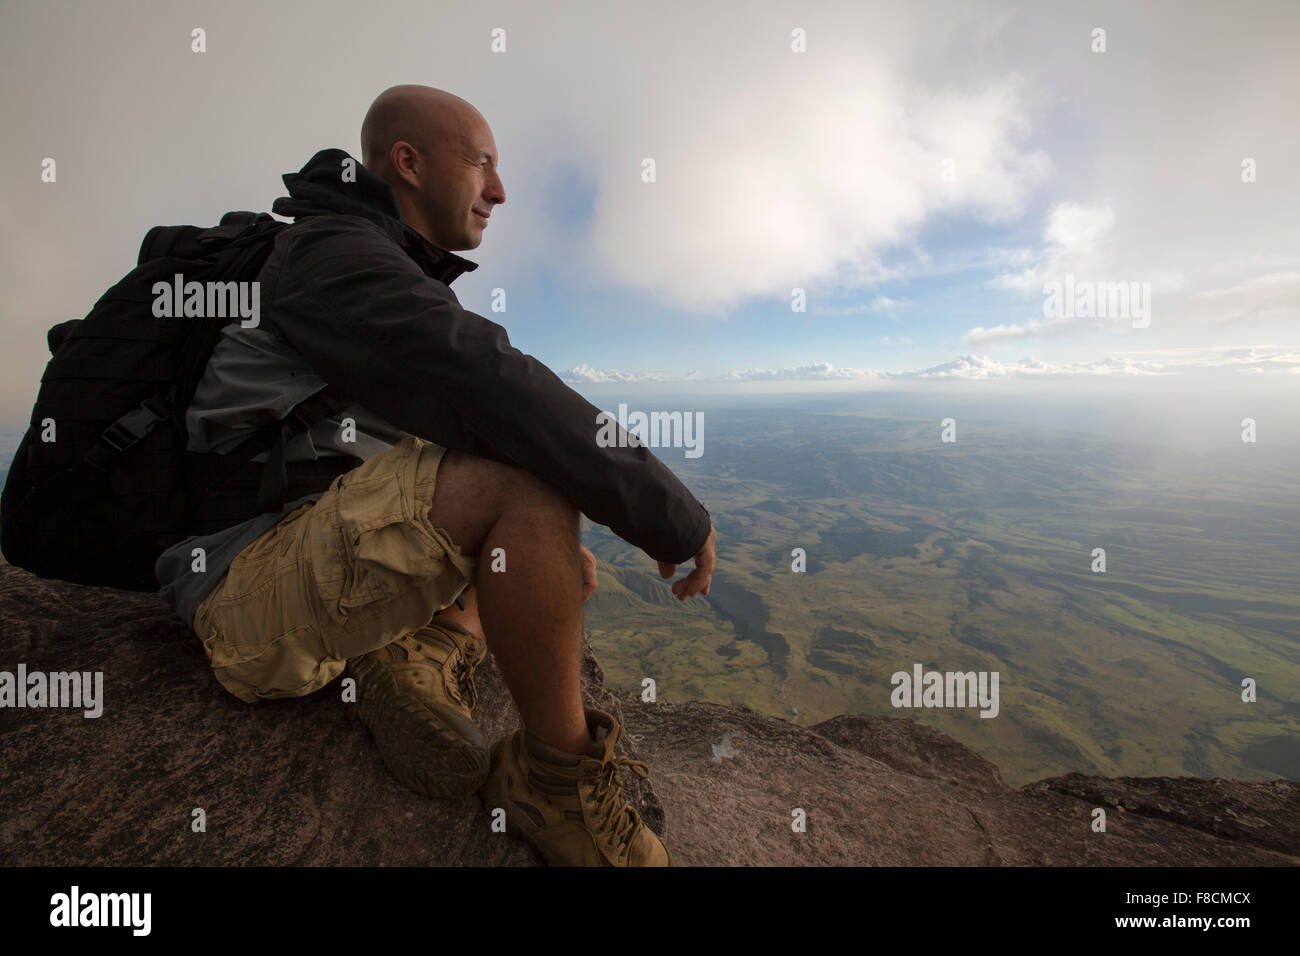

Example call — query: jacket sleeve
[263,216,711,565]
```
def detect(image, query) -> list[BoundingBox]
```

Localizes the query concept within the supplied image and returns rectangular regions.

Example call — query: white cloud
[979,203,1300,341]
[897,353,1166,379]
[575,345,1300,384]
[561,364,666,384]
[991,200,1116,295]
[581,43,1050,312]
[725,362,878,381]
[964,314,1087,344]
[1044,201,1115,251]
[1196,272,1300,323]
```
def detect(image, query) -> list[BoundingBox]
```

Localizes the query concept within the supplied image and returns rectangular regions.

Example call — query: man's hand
[579,544,598,603]
[656,524,716,600]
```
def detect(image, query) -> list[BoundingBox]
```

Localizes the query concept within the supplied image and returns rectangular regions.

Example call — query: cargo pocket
[198,614,263,672]
[333,472,443,614]
[211,624,328,702]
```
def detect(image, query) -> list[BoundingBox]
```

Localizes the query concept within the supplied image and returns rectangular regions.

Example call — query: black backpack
[1,211,356,592]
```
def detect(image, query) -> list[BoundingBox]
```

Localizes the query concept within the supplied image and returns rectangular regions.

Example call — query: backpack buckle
[100,397,169,453]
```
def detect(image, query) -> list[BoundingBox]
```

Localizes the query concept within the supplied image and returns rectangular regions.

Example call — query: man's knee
[430,448,575,554]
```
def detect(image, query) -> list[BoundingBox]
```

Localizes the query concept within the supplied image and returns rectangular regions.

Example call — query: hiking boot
[345,619,490,798]
[480,707,670,866]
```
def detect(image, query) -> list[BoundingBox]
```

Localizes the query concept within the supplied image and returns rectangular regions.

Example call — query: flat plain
[580,393,1300,787]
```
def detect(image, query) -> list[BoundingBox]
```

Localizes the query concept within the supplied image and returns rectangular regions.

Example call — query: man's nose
[486,170,505,206]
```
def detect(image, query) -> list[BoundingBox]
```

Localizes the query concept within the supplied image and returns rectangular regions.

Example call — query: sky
[1,0,1298,426]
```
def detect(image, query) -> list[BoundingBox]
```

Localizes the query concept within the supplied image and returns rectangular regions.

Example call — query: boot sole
[347,654,490,799]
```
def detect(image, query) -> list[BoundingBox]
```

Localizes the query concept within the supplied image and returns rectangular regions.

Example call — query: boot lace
[446,651,478,711]
[406,632,479,711]
[587,755,651,856]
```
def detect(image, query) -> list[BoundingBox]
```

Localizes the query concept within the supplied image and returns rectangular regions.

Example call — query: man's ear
[389,143,423,189]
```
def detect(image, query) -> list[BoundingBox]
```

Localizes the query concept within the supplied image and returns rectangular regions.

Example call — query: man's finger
[673,567,707,599]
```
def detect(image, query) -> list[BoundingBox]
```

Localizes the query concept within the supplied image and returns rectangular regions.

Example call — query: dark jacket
[257,148,710,564]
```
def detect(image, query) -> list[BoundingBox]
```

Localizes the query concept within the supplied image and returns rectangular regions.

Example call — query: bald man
[155,85,716,867]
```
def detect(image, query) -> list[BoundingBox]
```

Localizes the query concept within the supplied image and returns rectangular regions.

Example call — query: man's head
[360,85,505,251]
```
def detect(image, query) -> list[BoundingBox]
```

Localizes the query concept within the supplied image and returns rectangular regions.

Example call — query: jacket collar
[271,147,479,285]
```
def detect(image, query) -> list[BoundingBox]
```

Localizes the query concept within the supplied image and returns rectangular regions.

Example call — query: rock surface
[0,565,1295,866]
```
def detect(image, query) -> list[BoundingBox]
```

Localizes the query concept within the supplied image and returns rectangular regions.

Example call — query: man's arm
[263,215,710,565]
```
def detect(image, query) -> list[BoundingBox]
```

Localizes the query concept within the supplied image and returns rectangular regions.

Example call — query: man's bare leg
[427,449,591,756]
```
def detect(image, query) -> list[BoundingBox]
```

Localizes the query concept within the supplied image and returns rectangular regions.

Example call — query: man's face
[415,110,505,251]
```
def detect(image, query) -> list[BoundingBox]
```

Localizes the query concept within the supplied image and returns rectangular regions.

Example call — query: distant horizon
[5,382,1300,467]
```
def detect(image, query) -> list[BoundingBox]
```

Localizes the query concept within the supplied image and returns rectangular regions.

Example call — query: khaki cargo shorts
[192,435,478,703]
